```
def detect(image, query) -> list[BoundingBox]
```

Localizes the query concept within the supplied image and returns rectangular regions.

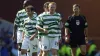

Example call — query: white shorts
[17,31,23,43]
[40,36,59,51]
[21,37,38,53]
[38,37,42,49]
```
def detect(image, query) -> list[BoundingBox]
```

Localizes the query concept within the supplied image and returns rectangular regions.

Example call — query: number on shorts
[33,45,37,49]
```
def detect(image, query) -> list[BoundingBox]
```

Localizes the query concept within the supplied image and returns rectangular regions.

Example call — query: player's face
[48,4,56,13]
[25,5,34,15]
[73,6,80,13]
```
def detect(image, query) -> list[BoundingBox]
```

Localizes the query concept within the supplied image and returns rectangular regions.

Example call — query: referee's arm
[84,21,88,42]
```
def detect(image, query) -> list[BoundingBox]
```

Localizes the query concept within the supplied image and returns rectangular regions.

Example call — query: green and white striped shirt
[23,15,37,38]
[36,12,62,38]
[36,12,47,38]
[14,9,37,31]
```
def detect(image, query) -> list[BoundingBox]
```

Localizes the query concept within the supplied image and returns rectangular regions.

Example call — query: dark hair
[73,4,80,8]
[23,0,33,8]
[43,2,50,8]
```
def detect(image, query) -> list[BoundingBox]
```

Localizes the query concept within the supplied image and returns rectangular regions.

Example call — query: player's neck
[49,12,55,15]
[28,14,33,19]
[73,12,80,16]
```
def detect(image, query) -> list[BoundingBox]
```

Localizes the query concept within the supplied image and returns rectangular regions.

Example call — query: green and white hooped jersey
[23,16,37,38]
[36,12,62,38]
[36,12,47,38]
[14,9,37,31]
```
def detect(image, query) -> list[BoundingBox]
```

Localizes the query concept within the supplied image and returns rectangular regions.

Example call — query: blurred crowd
[0,19,100,56]
[0,19,18,56]
[58,39,100,56]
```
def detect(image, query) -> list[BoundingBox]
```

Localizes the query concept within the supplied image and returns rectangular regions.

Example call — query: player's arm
[30,31,38,40]
[84,16,88,42]
[13,23,17,37]
[22,20,26,40]
[84,27,88,43]
[58,15,63,42]
[65,26,70,43]
[84,22,88,37]
[58,13,63,29]
[36,25,46,32]
[36,16,47,33]
[65,16,70,42]
[22,31,25,40]
[13,12,20,40]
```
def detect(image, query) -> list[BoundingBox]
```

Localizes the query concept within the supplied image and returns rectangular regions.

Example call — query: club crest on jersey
[76,20,80,25]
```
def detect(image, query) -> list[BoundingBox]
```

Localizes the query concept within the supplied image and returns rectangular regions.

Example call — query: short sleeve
[36,16,43,27]
[83,16,88,28]
[14,12,20,26]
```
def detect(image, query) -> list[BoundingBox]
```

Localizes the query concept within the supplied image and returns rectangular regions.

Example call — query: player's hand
[43,29,48,34]
[30,36,34,41]
[65,37,70,43]
[85,37,88,43]
[65,35,70,43]
[30,34,35,41]
[30,32,37,41]
[12,35,16,41]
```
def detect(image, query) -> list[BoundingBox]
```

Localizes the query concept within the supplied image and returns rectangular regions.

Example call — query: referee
[65,4,88,56]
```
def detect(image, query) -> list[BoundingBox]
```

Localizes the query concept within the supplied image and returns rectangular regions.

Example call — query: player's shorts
[21,37,38,53]
[40,36,59,51]
[38,39,42,49]
[17,30,23,43]
[38,36,42,50]
[69,36,86,48]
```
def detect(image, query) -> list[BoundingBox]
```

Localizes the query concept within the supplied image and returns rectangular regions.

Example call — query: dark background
[0,0,100,50]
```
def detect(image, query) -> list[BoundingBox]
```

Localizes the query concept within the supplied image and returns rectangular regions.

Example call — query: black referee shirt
[65,15,88,38]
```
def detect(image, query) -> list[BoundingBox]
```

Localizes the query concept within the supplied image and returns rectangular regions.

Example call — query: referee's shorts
[69,36,86,48]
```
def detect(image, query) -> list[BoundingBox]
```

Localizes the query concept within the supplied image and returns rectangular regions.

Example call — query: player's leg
[17,31,23,56]
[21,37,29,56]
[51,37,59,56]
[69,38,78,56]
[38,37,43,56]
[79,38,86,56]
[79,45,86,56]
[29,38,38,56]
[38,50,43,56]
[38,42,43,56]
[71,48,77,56]
[17,43,22,56]
[41,36,50,56]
